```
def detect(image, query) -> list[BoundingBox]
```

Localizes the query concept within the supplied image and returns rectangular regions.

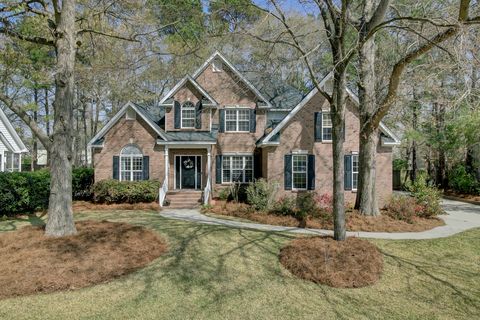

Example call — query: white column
[18,153,22,172]
[0,151,4,172]
[207,145,212,187]
[164,145,169,189]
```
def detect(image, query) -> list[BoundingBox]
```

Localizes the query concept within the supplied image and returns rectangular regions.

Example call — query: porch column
[207,145,212,194]
[164,145,169,189]
[0,151,4,172]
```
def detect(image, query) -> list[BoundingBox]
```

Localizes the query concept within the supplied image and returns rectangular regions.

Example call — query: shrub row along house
[88,52,400,208]
[0,107,27,172]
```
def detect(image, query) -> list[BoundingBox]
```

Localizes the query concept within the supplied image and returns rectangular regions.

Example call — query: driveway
[160,197,480,240]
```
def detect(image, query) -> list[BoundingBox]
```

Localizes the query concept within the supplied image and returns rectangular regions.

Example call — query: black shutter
[307,154,315,190]
[250,109,256,133]
[195,101,202,129]
[344,155,352,191]
[215,155,222,184]
[142,156,149,180]
[314,112,323,142]
[112,156,119,180]
[174,101,181,129]
[219,109,225,133]
[254,153,262,179]
[284,154,292,190]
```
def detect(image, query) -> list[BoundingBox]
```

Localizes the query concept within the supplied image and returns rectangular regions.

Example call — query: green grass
[0,210,479,320]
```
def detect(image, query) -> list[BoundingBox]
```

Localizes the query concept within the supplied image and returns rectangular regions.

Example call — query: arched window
[120,145,143,181]
[181,101,196,128]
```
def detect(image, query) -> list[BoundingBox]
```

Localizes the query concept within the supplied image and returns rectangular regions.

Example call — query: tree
[354,0,479,215]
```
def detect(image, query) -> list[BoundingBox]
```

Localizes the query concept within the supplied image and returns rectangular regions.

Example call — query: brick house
[88,52,400,208]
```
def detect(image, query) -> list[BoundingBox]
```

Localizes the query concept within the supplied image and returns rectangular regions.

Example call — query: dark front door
[175,156,202,189]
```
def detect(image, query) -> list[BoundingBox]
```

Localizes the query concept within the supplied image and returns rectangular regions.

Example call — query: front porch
[159,143,214,207]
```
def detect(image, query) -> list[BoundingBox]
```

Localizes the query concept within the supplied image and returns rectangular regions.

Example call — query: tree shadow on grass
[0,214,45,232]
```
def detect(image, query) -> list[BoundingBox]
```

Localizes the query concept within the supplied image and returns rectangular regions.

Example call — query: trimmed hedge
[0,168,94,217]
[93,180,160,204]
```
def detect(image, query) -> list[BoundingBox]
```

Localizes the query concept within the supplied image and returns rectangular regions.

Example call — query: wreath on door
[183,158,194,169]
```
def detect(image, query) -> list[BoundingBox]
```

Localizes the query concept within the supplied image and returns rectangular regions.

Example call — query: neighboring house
[0,107,28,172]
[88,52,400,208]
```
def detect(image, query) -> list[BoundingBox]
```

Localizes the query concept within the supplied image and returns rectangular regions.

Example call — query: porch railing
[159,179,168,207]
[203,179,211,205]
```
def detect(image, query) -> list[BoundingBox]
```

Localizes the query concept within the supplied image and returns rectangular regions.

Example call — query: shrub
[93,179,161,204]
[0,170,50,216]
[246,179,279,211]
[72,167,95,200]
[384,196,423,223]
[272,196,296,216]
[0,168,95,217]
[296,192,318,219]
[448,164,479,195]
[407,174,444,218]
[315,193,333,215]
[216,183,248,203]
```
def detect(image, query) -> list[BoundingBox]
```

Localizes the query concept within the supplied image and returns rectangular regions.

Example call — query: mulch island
[0,220,167,300]
[206,201,444,232]
[279,236,383,288]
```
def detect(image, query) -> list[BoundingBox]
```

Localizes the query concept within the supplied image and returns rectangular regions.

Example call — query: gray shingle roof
[164,131,218,142]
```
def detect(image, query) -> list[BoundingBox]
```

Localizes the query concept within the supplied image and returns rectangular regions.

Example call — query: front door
[175,155,201,189]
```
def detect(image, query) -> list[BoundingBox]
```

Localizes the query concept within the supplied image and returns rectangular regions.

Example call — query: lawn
[0,210,479,320]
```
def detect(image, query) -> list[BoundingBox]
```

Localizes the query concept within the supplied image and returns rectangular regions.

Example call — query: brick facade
[91,54,395,208]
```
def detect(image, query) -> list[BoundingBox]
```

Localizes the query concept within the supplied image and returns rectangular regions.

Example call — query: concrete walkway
[160,198,480,240]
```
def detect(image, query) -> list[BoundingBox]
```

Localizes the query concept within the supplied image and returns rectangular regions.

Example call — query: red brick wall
[93,114,165,182]
[263,92,393,207]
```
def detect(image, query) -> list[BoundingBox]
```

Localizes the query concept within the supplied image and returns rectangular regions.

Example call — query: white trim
[351,153,359,191]
[180,101,196,129]
[159,75,218,106]
[0,132,14,152]
[0,108,28,152]
[259,72,401,146]
[224,104,251,109]
[221,154,254,184]
[87,102,168,148]
[192,51,273,108]
[156,140,216,146]
[291,154,308,191]
[224,109,250,132]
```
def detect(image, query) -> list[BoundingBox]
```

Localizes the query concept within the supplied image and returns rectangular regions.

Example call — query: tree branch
[76,29,141,42]
[0,25,55,47]
[0,93,51,151]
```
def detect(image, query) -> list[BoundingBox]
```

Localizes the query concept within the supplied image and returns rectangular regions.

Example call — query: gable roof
[159,75,218,107]
[87,102,169,148]
[192,51,273,108]
[0,107,28,152]
[259,72,400,147]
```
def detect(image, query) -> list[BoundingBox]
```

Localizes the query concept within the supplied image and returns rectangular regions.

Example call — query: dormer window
[212,59,223,72]
[181,101,196,128]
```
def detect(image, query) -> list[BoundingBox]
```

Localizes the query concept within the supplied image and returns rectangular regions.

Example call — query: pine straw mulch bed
[72,201,160,212]
[279,236,383,288]
[0,220,167,300]
[206,201,444,232]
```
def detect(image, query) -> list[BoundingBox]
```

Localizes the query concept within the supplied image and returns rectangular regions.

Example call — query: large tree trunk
[355,0,380,216]
[433,102,447,188]
[44,88,50,165]
[45,0,77,237]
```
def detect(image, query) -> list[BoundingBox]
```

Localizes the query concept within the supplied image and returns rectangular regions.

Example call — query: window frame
[119,145,144,182]
[221,155,253,184]
[180,101,196,129]
[3,151,20,172]
[322,112,333,142]
[352,154,359,191]
[224,109,250,132]
[292,154,308,190]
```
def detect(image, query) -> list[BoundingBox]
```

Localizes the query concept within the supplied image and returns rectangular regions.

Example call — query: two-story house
[88,52,400,208]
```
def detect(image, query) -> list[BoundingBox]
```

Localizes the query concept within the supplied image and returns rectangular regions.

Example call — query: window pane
[132,157,143,171]
[352,155,359,189]
[13,154,20,172]
[121,145,142,155]
[353,172,358,190]
[293,172,307,189]
[121,157,131,170]
[5,152,12,171]
[133,172,143,181]
[222,156,231,183]
[121,172,130,181]
[322,113,332,126]
[220,155,253,183]
[293,155,307,172]
[226,121,237,131]
[225,110,237,120]
[322,113,333,141]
